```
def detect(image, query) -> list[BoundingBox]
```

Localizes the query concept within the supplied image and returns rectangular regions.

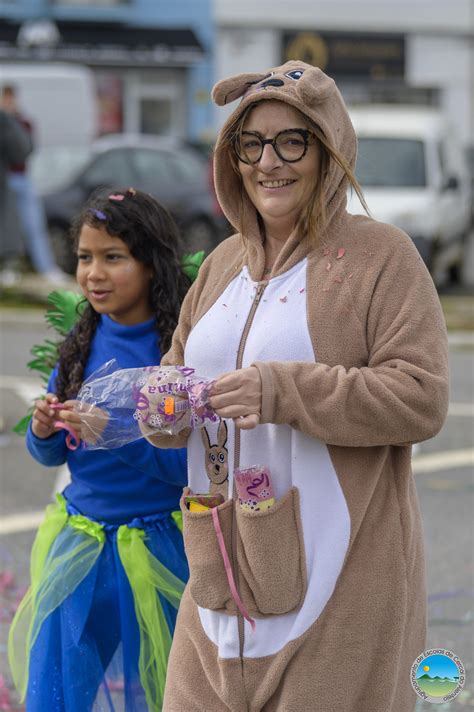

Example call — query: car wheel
[48,223,76,274]
[183,219,217,254]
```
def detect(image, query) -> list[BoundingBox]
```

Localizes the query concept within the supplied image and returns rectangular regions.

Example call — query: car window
[356,138,426,188]
[82,149,135,188]
[131,148,173,186]
[30,145,92,195]
[167,150,206,184]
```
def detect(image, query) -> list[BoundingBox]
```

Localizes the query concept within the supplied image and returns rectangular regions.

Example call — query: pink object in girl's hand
[234,465,275,512]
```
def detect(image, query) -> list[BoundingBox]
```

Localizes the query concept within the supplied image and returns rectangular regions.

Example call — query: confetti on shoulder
[336,248,345,259]
[299,287,305,293]
[279,296,288,303]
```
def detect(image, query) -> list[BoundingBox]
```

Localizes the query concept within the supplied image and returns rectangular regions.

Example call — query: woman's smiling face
[238,100,320,237]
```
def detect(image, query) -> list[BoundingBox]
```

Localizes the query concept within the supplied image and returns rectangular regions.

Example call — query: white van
[347,105,472,283]
[0,62,97,146]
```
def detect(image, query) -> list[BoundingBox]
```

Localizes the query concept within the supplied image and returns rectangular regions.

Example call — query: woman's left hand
[209,366,262,430]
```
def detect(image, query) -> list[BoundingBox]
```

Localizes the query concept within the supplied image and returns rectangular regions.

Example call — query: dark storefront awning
[0,19,205,65]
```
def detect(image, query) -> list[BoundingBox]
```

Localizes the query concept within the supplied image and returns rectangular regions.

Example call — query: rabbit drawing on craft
[200,419,229,486]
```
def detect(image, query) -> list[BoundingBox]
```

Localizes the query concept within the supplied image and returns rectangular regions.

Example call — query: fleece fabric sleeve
[254,236,449,447]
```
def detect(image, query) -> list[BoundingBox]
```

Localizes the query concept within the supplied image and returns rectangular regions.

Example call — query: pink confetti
[333,276,343,284]
[326,262,332,272]
[336,247,345,259]
[108,194,125,201]
[0,674,13,710]
[323,247,330,256]
[348,273,354,279]
[0,571,15,593]
[279,296,288,303]
[299,287,305,293]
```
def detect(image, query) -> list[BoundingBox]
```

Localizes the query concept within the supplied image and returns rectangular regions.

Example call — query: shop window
[140,99,173,136]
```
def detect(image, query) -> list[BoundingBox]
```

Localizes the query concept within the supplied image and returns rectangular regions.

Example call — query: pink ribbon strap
[211,506,256,633]
[49,404,80,450]
[53,421,80,450]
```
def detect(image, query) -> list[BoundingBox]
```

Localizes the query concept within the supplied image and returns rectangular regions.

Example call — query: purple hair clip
[91,209,107,221]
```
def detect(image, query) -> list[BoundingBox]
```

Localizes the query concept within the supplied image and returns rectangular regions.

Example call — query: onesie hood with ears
[212,61,357,237]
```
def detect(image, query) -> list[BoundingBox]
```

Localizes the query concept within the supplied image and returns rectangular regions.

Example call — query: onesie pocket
[236,486,307,616]
[180,489,234,611]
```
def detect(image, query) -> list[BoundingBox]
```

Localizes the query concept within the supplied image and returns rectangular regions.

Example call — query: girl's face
[238,101,320,238]
[76,224,153,325]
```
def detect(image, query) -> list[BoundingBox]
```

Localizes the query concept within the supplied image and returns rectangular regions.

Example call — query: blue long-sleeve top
[26,314,187,524]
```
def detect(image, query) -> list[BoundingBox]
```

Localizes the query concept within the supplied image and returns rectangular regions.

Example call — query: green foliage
[12,411,34,436]
[181,251,205,282]
[45,289,86,335]
[13,289,84,434]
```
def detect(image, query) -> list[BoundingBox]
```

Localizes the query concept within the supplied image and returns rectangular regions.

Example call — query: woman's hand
[209,366,262,430]
[31,393,61,439]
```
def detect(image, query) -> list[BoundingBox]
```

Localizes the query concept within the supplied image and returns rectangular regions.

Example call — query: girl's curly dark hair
[55,188,191,401]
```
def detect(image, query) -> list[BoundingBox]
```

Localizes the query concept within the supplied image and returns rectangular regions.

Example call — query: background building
[0,0,214,142]
[214,0,474,158]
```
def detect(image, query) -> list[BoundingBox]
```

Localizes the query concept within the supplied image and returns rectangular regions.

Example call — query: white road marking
[0,510,45,535]
[448,402,474,417]
[0,374,42,404]
[412,448,474,474]
[0,448,472,536]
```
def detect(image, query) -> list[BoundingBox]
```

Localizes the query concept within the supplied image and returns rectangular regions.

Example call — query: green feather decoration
[13,289,85,435]
[180,251,205,282]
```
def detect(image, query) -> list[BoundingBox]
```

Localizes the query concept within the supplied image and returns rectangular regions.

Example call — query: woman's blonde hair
[220,101,369,242]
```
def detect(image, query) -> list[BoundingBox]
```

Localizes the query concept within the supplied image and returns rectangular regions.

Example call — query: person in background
[142,61,449,711]
[9,188,190,712]
[1,84,68,283]
[0,107,31,285]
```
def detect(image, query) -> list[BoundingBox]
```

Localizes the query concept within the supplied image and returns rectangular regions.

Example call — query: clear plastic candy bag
[74,360,217,450]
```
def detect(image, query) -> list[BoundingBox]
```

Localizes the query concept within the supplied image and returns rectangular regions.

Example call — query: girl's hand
[58,400,109,445]
[209,366,262,430]
[31,393,62,439]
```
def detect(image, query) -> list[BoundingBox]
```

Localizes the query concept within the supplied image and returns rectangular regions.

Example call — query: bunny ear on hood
[211,61,357,236]
[211,72,268,106]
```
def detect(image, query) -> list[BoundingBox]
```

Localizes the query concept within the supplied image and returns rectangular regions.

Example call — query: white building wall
[214,0,474,152]
[408,35,472,148]
[215,28,278,126]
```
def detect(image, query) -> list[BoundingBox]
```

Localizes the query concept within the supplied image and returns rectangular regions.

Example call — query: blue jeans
[8,172,57,274]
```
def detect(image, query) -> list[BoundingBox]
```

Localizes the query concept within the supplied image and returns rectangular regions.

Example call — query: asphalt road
[0,310,473,710]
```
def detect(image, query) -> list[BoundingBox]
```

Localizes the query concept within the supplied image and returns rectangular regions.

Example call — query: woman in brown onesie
[144,61,449,711]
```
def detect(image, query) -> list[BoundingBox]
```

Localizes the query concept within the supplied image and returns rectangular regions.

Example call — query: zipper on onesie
[232,280,267,671]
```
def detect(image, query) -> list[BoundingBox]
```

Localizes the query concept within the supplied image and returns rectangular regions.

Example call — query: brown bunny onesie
[144,62,449,711]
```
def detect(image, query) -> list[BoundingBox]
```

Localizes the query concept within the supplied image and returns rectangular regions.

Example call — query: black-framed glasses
[233,128,314,165]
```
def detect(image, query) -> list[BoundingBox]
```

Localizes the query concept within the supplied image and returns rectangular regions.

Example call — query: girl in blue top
[9,188,190,712]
